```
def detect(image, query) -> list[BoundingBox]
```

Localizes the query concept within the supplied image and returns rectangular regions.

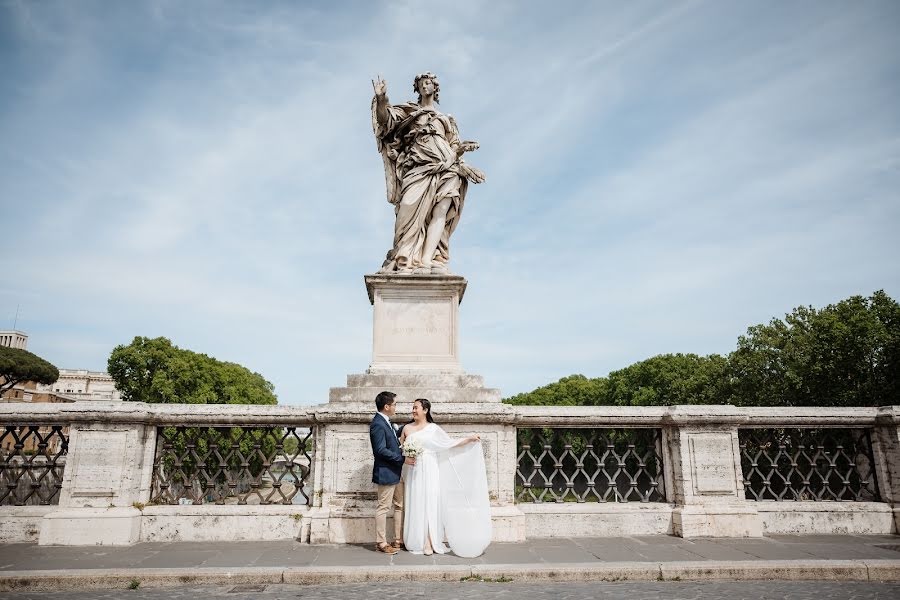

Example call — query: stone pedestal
[365,274,466,373]
[39,421,155,545]
[315,273,526,544]
[331,274,501,407]
[666,407,762,538]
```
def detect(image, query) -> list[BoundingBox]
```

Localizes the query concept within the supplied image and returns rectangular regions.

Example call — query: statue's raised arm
[371,75,389,128]
[371,72,485,275]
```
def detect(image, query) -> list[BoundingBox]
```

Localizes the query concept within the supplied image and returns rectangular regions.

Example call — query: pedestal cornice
[364,273,467,305]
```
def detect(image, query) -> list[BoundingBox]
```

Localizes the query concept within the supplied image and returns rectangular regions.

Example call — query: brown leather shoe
[376,543,398,554]
[391,540,405,550]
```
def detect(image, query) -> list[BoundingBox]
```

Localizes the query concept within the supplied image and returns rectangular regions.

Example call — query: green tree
[0,346,59,396]
[108,336,277,405]
[728,290,900,407]
[504,374,609,406]
[504,355,730,407]
[606,353,730,406]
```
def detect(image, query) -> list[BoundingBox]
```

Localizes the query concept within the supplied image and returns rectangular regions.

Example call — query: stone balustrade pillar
[875,406,900,532]
[40,415,155,545]
[665,406,762,538]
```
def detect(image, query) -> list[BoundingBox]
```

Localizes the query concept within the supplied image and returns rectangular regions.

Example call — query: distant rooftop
[0,330,28,350]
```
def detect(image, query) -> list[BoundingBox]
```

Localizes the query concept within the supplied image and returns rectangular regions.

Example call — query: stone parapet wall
[1,402,898,545]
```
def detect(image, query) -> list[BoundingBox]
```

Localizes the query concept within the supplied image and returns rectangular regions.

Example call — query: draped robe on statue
[372,100,469,272]
[401,424,492,557]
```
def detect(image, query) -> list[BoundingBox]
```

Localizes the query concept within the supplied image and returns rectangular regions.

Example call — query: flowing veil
[439,442,492,557]
[422,426,492,557]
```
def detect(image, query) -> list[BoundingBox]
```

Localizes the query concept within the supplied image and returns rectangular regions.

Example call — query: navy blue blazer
[370,413,404,485]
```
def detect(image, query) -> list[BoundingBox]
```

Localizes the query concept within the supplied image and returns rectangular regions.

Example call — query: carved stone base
[673,504,763,538]
[39,507,142,546]
[756,501,896,535]
[329,372,500,405]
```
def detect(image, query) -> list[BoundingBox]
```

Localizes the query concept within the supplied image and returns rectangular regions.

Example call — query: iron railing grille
[0,424,69,506]
[150,425,313,505]
[739,428,880,502]
[516,427,666,503]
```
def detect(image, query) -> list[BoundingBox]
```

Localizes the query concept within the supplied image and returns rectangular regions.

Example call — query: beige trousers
[375,482,404,544]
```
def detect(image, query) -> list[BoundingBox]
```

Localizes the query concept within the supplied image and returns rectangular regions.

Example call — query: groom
[369,391,412,554]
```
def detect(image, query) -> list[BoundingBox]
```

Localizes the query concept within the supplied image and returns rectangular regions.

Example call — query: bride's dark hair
[415,398,435,423]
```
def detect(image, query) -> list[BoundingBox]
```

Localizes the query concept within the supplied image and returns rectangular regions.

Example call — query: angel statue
[372,72,485,275]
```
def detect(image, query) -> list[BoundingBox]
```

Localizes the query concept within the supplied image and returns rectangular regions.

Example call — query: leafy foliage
[606,353,730,406]
[0,346,59,396]
[728,290,899,407]
[108,336,276,404]
[504,374,608,406]
[504,291,899,408]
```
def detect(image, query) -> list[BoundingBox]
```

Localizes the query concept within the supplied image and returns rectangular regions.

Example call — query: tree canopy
[108,336,277,405]
[504,291,900,408]
[0,346,60,396]
[728,290,899,407]
[504,374,608,406]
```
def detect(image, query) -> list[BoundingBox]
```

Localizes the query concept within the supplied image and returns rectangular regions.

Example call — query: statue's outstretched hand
[372,75,387,97]
[455,140,480,159]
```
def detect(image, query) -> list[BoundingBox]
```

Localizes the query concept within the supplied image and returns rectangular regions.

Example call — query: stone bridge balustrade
[0,402,898,546]
[0,402,319,545]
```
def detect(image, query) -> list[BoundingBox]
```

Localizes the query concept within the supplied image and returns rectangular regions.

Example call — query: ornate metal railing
[150,425,314,505]
[739,428,880,502]
[0,424,69,506]
[516,427,666,503]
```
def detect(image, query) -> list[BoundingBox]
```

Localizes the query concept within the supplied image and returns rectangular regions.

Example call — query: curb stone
[471,563,661,582]
[0,567,284,592]
[657,560,868,581]
[2,560,900,592]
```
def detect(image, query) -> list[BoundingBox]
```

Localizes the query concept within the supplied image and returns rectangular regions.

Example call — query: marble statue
[372,72,485,275]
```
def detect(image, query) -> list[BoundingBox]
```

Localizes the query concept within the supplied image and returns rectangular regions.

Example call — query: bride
[400,398,492,557]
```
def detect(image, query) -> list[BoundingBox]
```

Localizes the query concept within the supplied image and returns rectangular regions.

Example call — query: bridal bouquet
[402,438,424,458]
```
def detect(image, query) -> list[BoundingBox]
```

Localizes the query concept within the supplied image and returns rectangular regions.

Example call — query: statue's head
[413,71,440,104]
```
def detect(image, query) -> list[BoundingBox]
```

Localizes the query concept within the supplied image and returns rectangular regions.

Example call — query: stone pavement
[1,535,899,593]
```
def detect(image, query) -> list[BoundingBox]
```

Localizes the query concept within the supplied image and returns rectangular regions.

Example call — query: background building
[0,330,28,350]
[1,329,121,402]
[35,369,122,402]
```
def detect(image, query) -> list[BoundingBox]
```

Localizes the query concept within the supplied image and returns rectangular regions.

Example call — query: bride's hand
[468,435,481,444]
[404,457,416,465]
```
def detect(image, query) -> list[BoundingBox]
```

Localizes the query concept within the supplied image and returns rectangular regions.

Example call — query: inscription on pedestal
[688,434,737,495]
[380,297,452,356]
[71,430,127,497]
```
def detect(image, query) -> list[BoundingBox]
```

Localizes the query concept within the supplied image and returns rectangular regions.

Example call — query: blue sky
[2,0,898,406]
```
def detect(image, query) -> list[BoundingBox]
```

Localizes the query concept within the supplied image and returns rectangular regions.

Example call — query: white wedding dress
[402,423,492,557]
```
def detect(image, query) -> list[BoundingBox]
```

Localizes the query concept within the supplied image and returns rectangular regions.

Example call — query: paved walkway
[1,535,899,593]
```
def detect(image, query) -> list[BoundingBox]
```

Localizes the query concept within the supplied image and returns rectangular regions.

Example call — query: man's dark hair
[375,391,397,412]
